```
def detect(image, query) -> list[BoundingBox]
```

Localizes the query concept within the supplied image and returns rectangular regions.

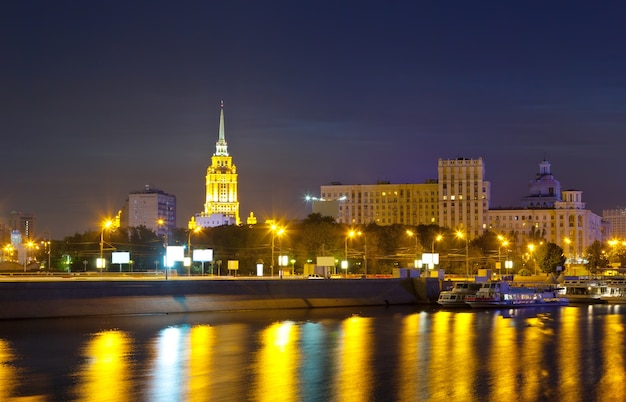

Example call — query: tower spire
[215,100,228,156]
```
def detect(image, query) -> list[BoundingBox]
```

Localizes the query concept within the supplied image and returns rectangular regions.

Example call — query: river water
[0,304,625,402]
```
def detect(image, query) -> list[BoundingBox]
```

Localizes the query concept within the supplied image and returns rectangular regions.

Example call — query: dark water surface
[0,304,625,401]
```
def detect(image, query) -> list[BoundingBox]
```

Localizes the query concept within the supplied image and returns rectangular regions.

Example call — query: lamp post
[345,229,358,272]
[157,218,169,279]
[406,230,419,268]
[456,229,469,278]
[497,235,508,277]
[431,234,442,270]
[187,226,201,276]
[270,224,284,278]
[23,241,34,272]
[99,220,113,273]
[564,238,571,274]
[528,243,536,275]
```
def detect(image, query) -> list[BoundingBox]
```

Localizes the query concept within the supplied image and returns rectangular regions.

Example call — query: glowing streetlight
[186,225,202,276]
[406,230,419,268]
[157,218,170,278]
[23,240,35,272]
[564,237,571,273]
[528,243,536,275]
[497,235,509,276]
[456,229,469,278]
[270,224,285,277]
[98,219,114,273]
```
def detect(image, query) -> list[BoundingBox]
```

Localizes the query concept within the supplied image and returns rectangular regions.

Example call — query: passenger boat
[437,281,483,307]
[465,281,569,308]
[559,280,608,303]
[600,280,626,304]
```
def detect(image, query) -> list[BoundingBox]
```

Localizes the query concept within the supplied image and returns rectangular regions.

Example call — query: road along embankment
[0,277,442,319]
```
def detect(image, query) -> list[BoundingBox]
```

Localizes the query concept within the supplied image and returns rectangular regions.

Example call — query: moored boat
[437,281,483,307]
[559,280,608,303]
[600,280,626,303]
[465,281,569,309]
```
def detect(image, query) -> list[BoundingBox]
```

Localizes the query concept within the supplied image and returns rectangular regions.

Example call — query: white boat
[437,281,483,307]
[559,280,608,303]
[465,281,569,309]
[600,280,626,304]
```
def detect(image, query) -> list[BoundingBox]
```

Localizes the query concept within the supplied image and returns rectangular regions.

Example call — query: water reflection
[334,316,373,401]
[0,339,17,400]
[74,330,132,402]
[253,321,300,402]
[2,306,626,401]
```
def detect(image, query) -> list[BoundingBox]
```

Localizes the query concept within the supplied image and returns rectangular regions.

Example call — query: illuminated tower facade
[196,101,240,226]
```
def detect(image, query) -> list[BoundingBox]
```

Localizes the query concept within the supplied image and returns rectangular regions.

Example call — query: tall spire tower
[195,101,241,226]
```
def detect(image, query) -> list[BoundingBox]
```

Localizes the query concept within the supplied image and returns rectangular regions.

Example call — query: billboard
[193,249,213,262]
[317,256,335,267]
[112,252,130,264]
[165,246,185,267]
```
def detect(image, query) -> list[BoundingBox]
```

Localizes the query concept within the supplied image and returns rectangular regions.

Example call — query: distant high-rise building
[438,157,490,239]
[193,101,241,228]
[603,208,626,238]
[121,185,176,237]
[8,211,35,240]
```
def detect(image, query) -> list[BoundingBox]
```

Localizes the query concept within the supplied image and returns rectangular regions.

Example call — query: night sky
[3,1,626,238]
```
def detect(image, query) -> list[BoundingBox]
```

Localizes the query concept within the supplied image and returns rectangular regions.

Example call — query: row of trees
[29,214,626,276]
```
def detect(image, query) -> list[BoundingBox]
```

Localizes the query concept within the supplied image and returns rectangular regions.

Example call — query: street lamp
[497,235,509,277]
[528,243,536,275]
[99,219,114,273]
[345,229,359,272]
[157,218,170,278]
[431,234,443,269]
[23,241,34,272]
[186,226,202,276]
[406,230,419,268]
[564,238,571,274]
[270,224,285,277]
[456,229,469,278]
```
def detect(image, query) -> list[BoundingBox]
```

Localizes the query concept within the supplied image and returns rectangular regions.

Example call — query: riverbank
[0,277,442,319]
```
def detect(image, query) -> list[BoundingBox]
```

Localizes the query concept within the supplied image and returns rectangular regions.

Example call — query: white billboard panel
[193,249,213,262]
[112,252,130,264]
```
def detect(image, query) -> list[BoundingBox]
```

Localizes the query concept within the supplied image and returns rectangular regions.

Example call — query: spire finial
[215,100,228,156]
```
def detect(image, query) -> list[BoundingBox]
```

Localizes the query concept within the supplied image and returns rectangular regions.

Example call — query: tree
[535,242,566,275]
[585,240,609,274]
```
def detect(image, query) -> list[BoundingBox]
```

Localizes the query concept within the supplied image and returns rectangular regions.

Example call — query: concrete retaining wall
[0,278,442,319]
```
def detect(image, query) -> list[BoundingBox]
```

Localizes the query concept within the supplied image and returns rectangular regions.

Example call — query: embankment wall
[0,278,442,319]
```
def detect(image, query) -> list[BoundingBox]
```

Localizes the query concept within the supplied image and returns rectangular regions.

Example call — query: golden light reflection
[598,314,626,400]
[449,313,476,400]
[398,312,427,401]
[253,321,300,402]
[333,315,373,402]
[519,316,545,401]
[0,339,17,400]
[488,312,519,401]
[558,307,580,402]
[74,330,132,402]
[187,325,215,402]
[429,311,453,401]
